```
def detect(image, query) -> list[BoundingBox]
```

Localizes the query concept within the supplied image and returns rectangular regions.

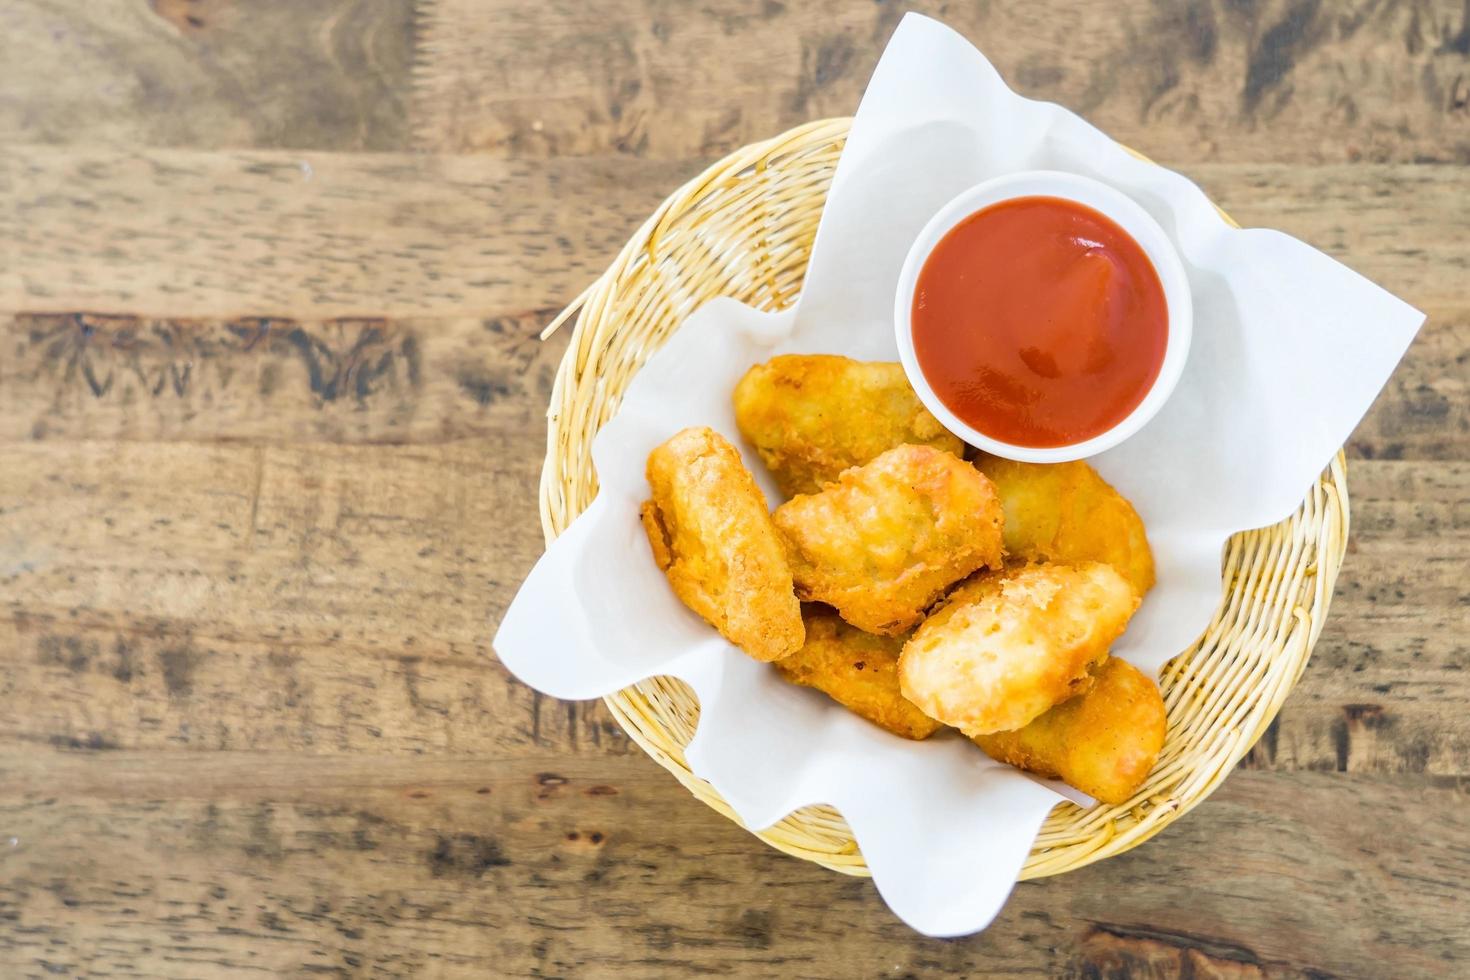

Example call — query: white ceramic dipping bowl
[894,170,1193,463]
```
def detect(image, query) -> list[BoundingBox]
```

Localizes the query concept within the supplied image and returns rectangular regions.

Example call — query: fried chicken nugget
[975,456,1156,596]
[972,657,1167,804]
[734,355,964,496]
[899,562,1139,736]
[642,427,803,662]
[772,445,1004,635]
[774,609,943,740]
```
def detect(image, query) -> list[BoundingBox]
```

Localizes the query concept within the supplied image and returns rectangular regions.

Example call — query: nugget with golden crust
[641,427,803,661]
[899,562,1139,735]
[975,456,1156,596]
[774,609,943,740]
[734,355,964,496]
[972,657,1166,804]
[772,445,1004,635]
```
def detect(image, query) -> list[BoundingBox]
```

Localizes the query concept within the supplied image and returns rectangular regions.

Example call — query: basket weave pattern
[539,118,1349,879]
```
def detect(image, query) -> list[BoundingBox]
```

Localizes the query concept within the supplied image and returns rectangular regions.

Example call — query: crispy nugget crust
[975,456,1156,596]
[734,355,964,497]
[642,427,803,661]
[774,610,943,740]
[973,657,1166,804]
[899,562,1139,735]
[772,445,1004,635]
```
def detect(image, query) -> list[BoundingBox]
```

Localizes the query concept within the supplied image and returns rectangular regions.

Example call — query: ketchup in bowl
[910,195,1169,450]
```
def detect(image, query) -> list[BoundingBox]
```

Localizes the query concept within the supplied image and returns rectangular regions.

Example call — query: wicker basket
[539,118,1348,880]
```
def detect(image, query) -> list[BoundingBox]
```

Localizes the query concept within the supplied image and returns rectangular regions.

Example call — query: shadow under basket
[536,117,1349,881]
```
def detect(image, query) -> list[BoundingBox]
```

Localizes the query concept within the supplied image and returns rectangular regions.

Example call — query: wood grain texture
[1344,310,1469,460]
[0,439,546,652]
[2,452,1463,767]
[0,616,634,758]
[0,0,415,150]
[3,149,1467,317]
[1249,461,1470,776]
[0,755,1466,978]
[414,0,1470,164]
[0,304,1457,459]
[0,0,1466,975]
[0,148,687,317]
[0,312,567,443]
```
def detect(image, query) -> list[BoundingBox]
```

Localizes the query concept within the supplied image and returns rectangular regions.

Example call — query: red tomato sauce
[911,196,1168,448]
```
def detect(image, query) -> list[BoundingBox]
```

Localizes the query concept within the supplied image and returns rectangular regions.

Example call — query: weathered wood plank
[1249,460,1470,775]
[0,0,414,150]
[6,0,1467,165]
[0,614,633,758]
[0,148,687,318]
[3,149,1466,318]
[0,312,568,444]
[0,753,1465,978]
[2,445,1465,773]
[1203,165,1470,309]
[0,305,1459,460]
[414,0,1470,164]
[1344,311,1468,462]
[0,440,547,653]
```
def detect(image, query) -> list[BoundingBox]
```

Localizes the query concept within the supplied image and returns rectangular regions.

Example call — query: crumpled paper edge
[496,14,1425,937]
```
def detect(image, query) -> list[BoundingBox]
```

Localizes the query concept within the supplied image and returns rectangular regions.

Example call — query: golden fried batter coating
[975,456,1156,596]
[772,445,1004,635]
[641,427,803,661]
[972,657,1166,804]
[734,355,964,496]
[898,562,1139,736]
[774,609,943,740]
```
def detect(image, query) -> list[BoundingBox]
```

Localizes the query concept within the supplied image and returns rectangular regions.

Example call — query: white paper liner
[496,14,1424,936]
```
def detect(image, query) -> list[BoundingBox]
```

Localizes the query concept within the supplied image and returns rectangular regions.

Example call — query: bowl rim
[893,169,1194,463]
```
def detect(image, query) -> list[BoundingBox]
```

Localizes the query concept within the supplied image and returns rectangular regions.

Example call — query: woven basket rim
[536,116,1349,881]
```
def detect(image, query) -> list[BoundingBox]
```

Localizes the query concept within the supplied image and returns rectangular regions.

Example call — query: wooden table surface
[1,2,1467,977]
